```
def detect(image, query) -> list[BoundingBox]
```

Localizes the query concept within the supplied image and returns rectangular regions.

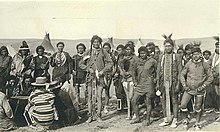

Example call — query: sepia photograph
[0,0,219,131]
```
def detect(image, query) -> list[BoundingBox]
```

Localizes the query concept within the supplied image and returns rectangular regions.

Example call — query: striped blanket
[24,89,58,126]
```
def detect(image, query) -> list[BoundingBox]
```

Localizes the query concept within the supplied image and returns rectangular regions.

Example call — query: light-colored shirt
[0,91,13,126]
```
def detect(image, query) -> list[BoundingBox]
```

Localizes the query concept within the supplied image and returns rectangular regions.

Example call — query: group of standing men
[77,34,219,130]
[0,34,219,131]
[74,34,219,130]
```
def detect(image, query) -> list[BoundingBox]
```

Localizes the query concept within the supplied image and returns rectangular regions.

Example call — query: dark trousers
[214,84,220,109]
[204,84,217,109]
[114,78,126,109]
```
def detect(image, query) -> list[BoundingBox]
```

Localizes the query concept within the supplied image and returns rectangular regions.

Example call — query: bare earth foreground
[11,87,220,132]
[55,113,220,132]
[9,85,220,132]
[13,109,220,132]
[11,88,220,132]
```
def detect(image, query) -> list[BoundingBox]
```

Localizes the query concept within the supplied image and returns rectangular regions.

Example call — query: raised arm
[50,53,56,67]
[79,50,90,71]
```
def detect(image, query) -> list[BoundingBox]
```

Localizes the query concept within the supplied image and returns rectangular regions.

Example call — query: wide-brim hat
[31,77,48,86]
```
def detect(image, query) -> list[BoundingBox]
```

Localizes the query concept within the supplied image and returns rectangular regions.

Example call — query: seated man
[12,74,34,126]
[5,75,19,98]
[18,74,34,96]
[0,91,15,131]
[24,77,58,131]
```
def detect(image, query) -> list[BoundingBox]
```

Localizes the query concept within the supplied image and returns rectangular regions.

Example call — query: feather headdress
[162,33,174,46]
[191,41,201,48]
[162,33,173,40]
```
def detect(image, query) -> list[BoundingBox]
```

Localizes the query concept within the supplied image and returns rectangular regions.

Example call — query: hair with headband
[124,43,135,53]
[56,42,65,47]
[116,44,125,50]
[91,35,102,44]
[103,42,111,49]
[76,43,86,51]
[203,50,211,56]
[138,46,148,55]
[36,45,45,53]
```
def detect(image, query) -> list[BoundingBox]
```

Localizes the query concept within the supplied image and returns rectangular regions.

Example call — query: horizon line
[0,36,217,41]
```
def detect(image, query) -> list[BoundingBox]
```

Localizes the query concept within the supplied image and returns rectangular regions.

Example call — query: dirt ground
[12,88,220,132]
[13,104,220,132]
[52,112,220,132]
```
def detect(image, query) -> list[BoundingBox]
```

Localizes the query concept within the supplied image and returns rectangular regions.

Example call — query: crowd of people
[0,34,219,131]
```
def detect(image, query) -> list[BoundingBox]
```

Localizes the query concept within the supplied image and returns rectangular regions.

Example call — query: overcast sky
[0,0,219,39]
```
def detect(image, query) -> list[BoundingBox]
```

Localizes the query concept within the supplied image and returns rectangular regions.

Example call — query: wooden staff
[14,76,23,115]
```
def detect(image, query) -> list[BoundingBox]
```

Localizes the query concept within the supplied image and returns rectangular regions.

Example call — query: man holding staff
[79,35,113,123]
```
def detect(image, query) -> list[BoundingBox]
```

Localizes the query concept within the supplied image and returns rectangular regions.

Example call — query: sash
[161,53,175,121]
[161,53,176,67]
